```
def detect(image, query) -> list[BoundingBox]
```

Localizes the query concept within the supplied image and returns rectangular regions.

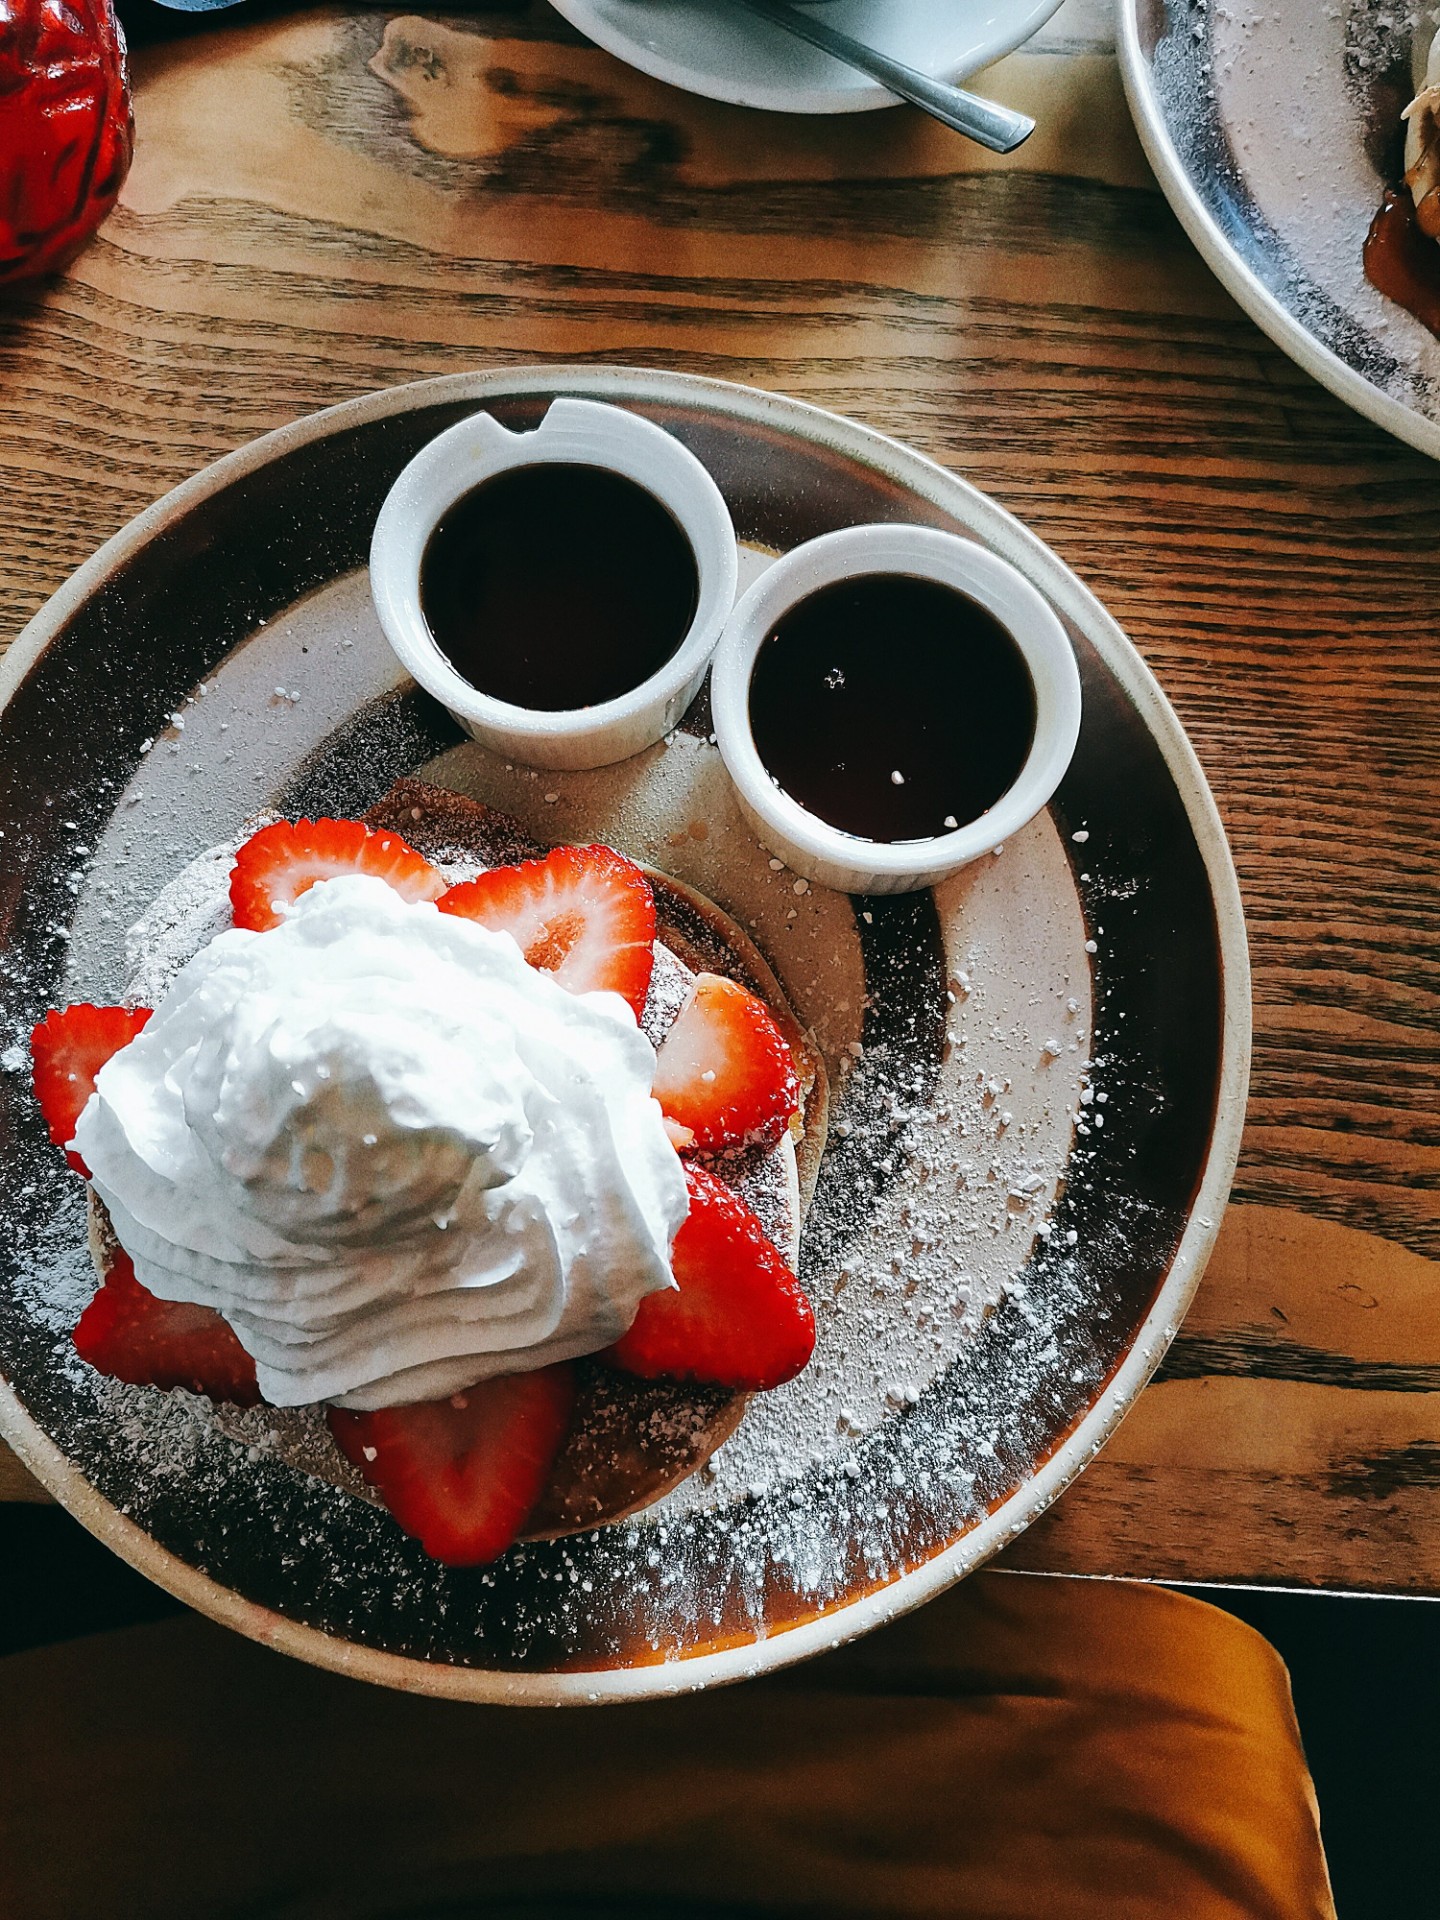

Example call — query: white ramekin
[711,524,1083,895]
[369,397,738,770]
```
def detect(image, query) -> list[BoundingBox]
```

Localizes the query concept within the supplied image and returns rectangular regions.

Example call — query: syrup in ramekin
[748,574,1036,844]
[421,464,699,711]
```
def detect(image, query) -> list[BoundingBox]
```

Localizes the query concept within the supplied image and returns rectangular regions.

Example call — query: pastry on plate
[30,779,828,1563]
[1404,24,1439,240]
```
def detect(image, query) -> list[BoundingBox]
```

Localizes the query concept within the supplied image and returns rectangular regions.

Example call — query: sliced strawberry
[438,844,655,1020]
[73,1248,262,1406]
[651,972,799,1155]
[605,1164,814,1392]
[31,1003,151,1176]
[329,1365,576,1566]
[229,817,444,931]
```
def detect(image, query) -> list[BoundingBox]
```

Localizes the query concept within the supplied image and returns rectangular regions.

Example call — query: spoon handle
[729,0,1035,153]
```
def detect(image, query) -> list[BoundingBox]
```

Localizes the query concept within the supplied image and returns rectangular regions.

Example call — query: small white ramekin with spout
[710,523,1083,895]
[370,397,739,771]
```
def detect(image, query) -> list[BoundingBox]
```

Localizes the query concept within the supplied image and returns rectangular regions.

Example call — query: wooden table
[2,0,1436,1596]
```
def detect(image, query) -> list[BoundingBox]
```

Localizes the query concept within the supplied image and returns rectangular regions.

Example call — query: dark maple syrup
[1364,187,1440,337]
[748,573,1036,844]
[420,463,700,711]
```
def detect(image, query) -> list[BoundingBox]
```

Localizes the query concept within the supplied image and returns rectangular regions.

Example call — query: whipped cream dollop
[75,875,688,1410]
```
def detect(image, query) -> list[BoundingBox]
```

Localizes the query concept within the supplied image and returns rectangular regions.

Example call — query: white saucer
[548,0,1067,115]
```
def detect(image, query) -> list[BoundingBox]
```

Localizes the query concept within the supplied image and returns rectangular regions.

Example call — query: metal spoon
[728,0,1035,153]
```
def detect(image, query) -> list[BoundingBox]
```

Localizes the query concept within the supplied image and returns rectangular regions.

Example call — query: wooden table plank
[1,0,1436,1592]
[1004,1204,1440,1594]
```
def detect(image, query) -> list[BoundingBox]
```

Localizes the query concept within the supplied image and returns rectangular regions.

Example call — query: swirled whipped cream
[74,875,688,1410]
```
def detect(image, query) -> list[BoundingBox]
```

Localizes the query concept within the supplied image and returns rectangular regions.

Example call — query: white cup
[711,524,1082,895]
[370,398,739,770]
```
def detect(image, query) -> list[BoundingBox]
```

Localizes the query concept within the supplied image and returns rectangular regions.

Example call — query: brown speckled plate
[0,368,1248,1704]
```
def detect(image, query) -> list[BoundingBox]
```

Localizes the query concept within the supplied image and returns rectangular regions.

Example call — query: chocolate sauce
[1364,187,1440,337]
[420,464,699,711]
[748,574,1036,844]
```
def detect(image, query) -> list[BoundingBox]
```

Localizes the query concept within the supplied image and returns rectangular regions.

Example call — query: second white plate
[1119,0,1440,463]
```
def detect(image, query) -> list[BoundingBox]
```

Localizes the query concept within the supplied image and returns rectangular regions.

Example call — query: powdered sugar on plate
[662,808,1092,1511]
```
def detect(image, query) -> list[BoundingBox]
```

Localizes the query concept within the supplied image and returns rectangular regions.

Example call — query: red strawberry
[329,1365,576,1566]
[605,1164,814,1392]
[31,1003,151,1176]
[73,1249,262,1407]
[438,844,655,1020]
[651,972,799,1155]
[229,817,444,931]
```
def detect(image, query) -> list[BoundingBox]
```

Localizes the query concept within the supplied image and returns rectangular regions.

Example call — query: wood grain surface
[1,0,1436,1594]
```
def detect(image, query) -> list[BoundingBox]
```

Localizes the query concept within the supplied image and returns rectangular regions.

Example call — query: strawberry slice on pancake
[606,1163,815,1392]
[652,972,799,1154]
[329,1366,577,1566]
[438,843,656,1020]
[30,1003,151,1176]
[229,817,443,931]
[73,1248,262,1407]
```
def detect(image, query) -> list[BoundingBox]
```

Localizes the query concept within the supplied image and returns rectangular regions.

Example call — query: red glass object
[0,0,134,286]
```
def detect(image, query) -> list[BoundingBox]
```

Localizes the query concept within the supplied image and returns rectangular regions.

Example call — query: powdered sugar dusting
[123,832,253,1006]
[662,812,1091,1511]
[64,575,410,1002]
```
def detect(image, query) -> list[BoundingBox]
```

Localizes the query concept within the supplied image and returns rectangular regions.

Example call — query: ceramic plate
[0,367,1248,1704]
[1120,0,1440,462]
[548,0,1066,115]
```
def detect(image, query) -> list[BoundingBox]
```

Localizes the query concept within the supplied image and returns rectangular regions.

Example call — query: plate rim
[1116,0,1440,466]
[0,364,1252,1704]
[546,0,1067,116]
